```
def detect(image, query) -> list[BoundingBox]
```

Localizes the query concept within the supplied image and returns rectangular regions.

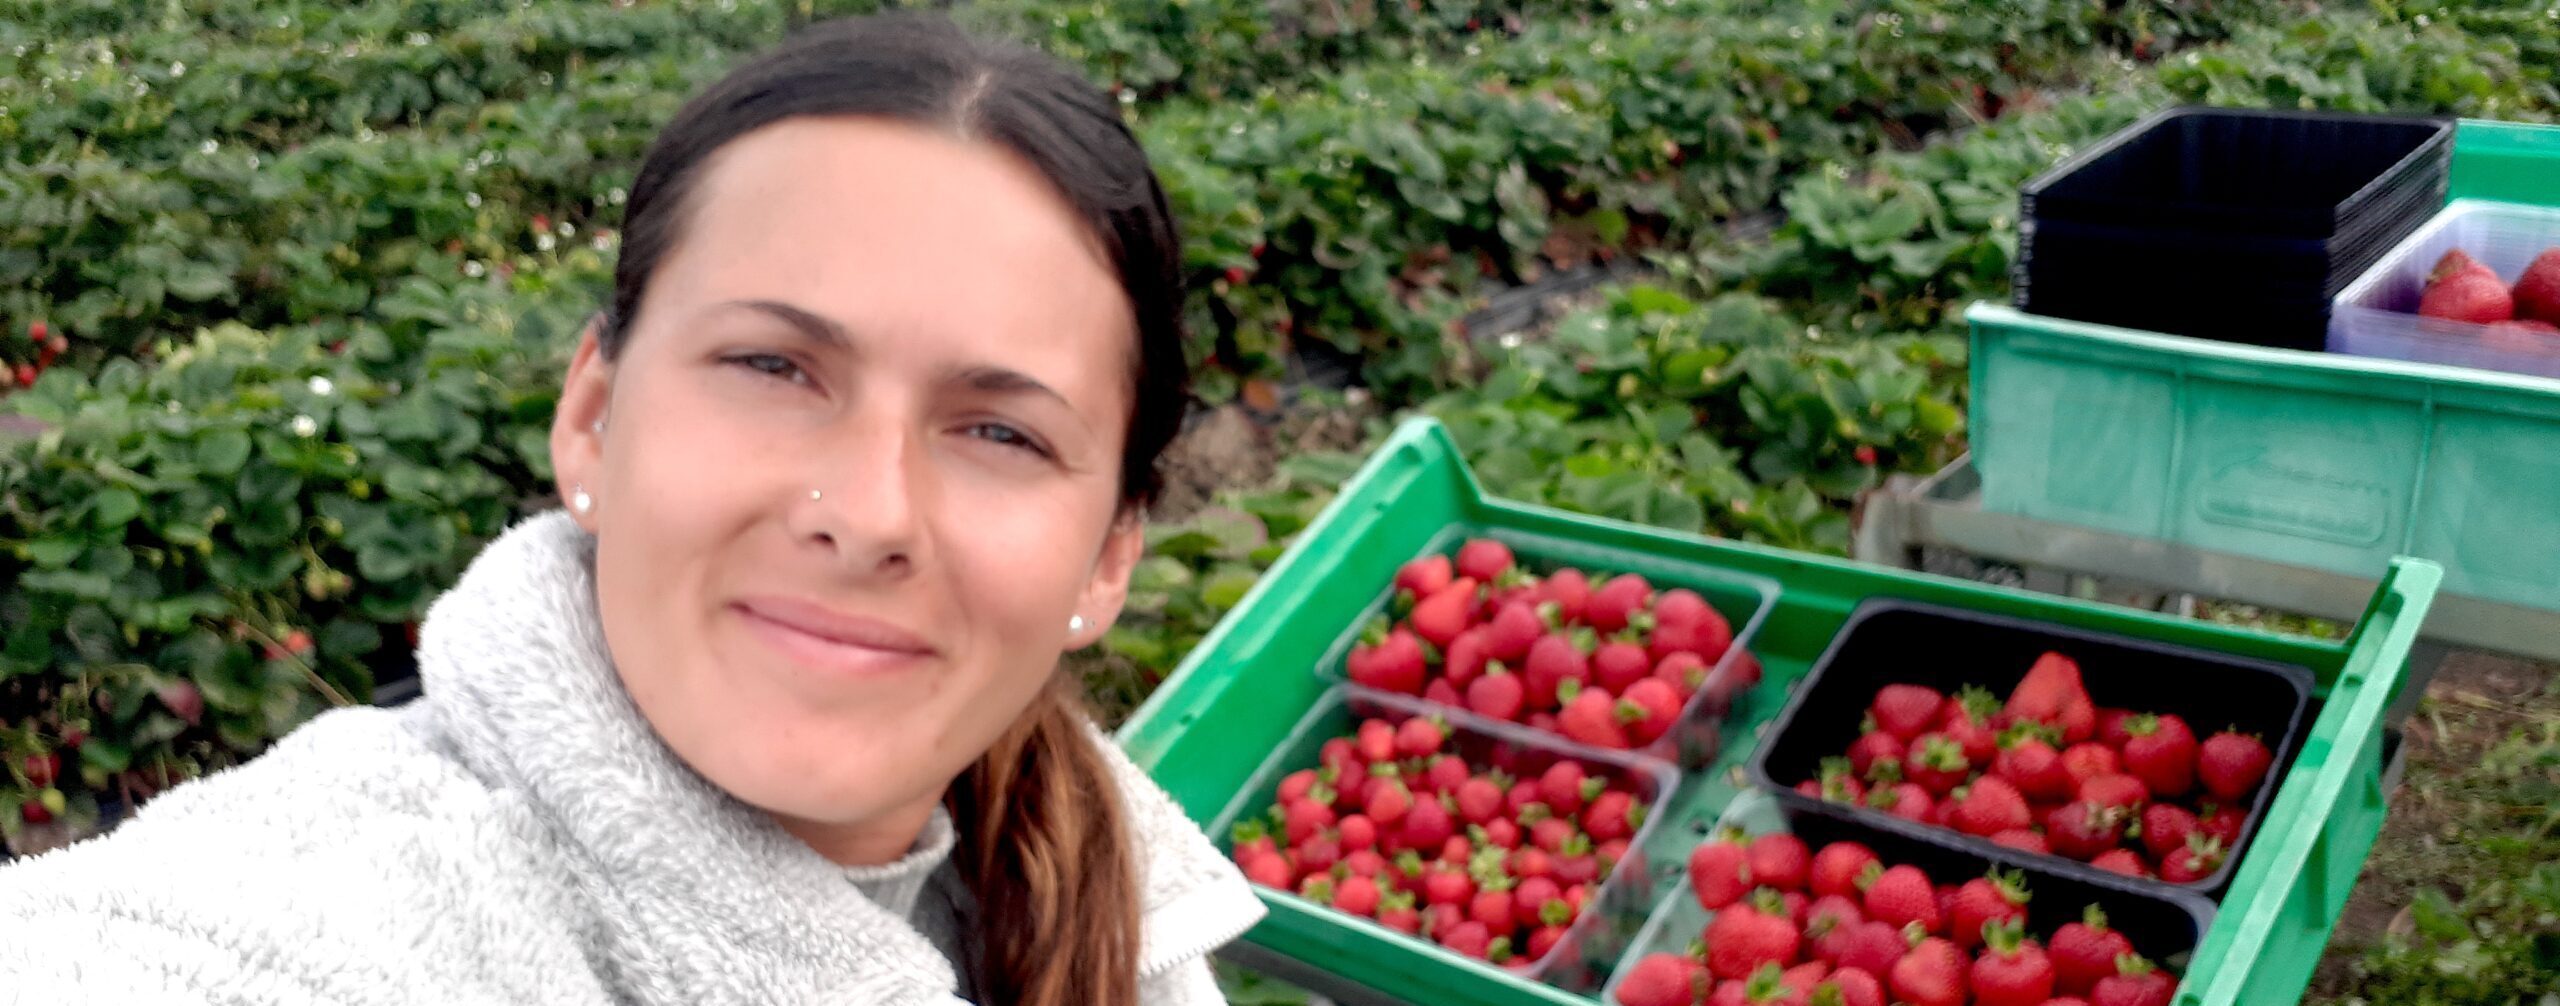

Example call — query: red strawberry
[2007,652,2094,743]
[1690,835,1754,909]
[1486,601,1548,664]
[1947,869,2031,951]
[1704,891,1803,980]
[1512,875,1563,928]
[1848,730,1906,780]
[1422,862,1475,906]
[2096,709,2138,751]
[1540,760,1600,816]
[2118,714,2196,799]
[1541,567,1591,623]
[1746,833,1812,893]
[1865,781,1935,824]
[1456,538,1515,583]
[2045,800,2126,859]
[2077,774,2149,814]
[1343,849,1389,877]
[1338,814,1379,851]
[1296,831,1343,874]
[1482,815,1523,850]
[1395,553,1456,602]
[1232,821,1280,862]
[1298,873,1337,905]
[1594,639,1656,694]
[1357,719,1399,766]
[1469,881,1517,932]
[1332,762,1370,808]
[2197,729,2272,802]
[1558,681,1632,749]
[1587,574,1654,633]
[1830,920,1907,977]
[1647,589,1734,665]
[1860,864,1939,933]
[1990,828,2049,854]
[1423,678,1463,708]
[1438,918,1497,960]
[2158,834,2225,884]
[1804,758,1867,806]
[22,752,60,789]
[1284,797,1337,844]
[1903,734,1971,796]
[1424,901,1465,937]
[1277,768,1324,806]
[1409,579,1481,648]
[1443,627,1493,691]
[1377,890,1422,934]
[1400,797,1455,851]
[2420,250,2516,323]
[1617,952,1708,1006]
[1364,779,1412,825]
[1949,776,2033,838]
[1526,632,1597,711]
[1624,677,1686,745]
[1396,717,1447,758]
[1805,894,1866,959]
[1939,686,2002,765]
[2060,742,2122,787]
[1818,965,1887,1006]
[1969,917,2055,1006]
[2196,802,2244,847]
[1425,754,1470,795]
[1241,850,1293,888]
[1655,651,1711,697]
[1335,874,1383,916]
[2091,955,2176,1006]
[1810,841,1879,900]
[2516,247,2560,325]
[1994,731,2075,802]
[1457,777,1506,824]
[1525,921,1570,963]
[1585,790,1644,843]
[2051,907,2136,996]
[1468,664,1527,721]
[2138,804,2199,861]
[1870,684,1946,741]
[2089,849,2150,878]
[1888,936,1968,1006]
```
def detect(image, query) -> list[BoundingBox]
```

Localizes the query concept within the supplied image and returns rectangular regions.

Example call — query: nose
[789,419,927,579]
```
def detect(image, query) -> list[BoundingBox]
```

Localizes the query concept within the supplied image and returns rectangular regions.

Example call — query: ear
[549,317,615,532]
[1065,506,1147,650]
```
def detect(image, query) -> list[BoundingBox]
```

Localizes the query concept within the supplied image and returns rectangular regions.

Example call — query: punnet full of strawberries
[1788,652,2276,883]
[1613,828,2183,1006]
[1230,710,1654,973]
[1346,537,1760,750]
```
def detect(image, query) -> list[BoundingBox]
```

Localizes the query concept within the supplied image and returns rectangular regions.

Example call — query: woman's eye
[967,422,1051,458]
[723,352,809,385]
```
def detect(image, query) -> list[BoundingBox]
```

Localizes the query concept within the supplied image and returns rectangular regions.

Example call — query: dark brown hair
[600,14,1192,1004]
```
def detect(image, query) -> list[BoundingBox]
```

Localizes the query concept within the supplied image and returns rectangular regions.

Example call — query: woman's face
[549,117,1145,864]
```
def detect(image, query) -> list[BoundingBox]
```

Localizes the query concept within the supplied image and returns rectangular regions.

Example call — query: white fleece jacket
[0,511,1263,1004]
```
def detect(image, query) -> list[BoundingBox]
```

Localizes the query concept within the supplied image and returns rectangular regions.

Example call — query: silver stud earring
[1068,615,1087,633]
[590,418,605,435]
[809,489,823,502]
[571,484,593,514]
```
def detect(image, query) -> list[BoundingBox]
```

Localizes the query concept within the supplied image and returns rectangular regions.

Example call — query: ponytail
[950,674,1142,1005]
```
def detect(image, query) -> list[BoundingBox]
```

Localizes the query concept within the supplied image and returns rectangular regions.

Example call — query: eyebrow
[720,298,1077,412]
[727,299,851,349]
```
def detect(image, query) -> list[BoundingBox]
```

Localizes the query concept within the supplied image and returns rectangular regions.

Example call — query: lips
[733,596,936,675]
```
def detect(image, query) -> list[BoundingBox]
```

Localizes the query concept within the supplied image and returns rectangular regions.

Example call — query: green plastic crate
[2449,119,2560,208]
[1116,417,2441,1006]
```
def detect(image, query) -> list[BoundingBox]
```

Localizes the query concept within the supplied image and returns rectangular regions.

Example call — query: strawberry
[1348,632,1425,697]
[1377,890,1422,934]
[1400,797,1456,852]
[22,752,61,789]
[1586,790,1644,842]
[2007,652,2094,743]
[1469,880,1517,932]
[1539,760,1600,816]
[1424,678,1463,708]
[1624,677,1686,745]
[2118,714,2196,799]
[1804,758,1866,806]
[1815,965,1886,1006]
[1395,553,1456,603]
[2045,800,2126,859]
[1865,781,1935,824]
[1949,775,2033,838]
[1526,632,1597,711]
[1690,835,1754,909]
[1240,850,1293,888]
[1704,890,1803,980]
[1424,754,1470,795]
[1438,919,1496,960]
[1558,681,1632,749]
[1468,664,1527,721]
[2051,906,2136,996]
[2196,802,2244,847]
[2059,742,2122,787]
[2045,999,2095,1006]
[1525,920,1570,962]
[1903,734,1972,795]
[1424,901,1466,937]
[2420,250,2516,323]
[2095,709,2138,751]
[1656,651,1711,697]
[1232,820,1280,862]
[1396,717,1448,758]
[1456,538,1515,583]
[1320,737,1359,771]
[2197,729,2272,802]
[1860,864,1940,933]
[1829,920,1908,977]
[1587,574,1655,633]
[1595,639,1657,694]
[1810,841,1880,900]
[1332,762,1369,808]
[1969,917,2056,1006]
[1296,831,1343,874]
[2077,773,2149,814]
[2138,804,2199,861]
[1747,833,1812,893]
[157,679,204,725]
[1443,627,1493,691]
[1990,828,2049,855]
[1486,601,1548,664]
[1848,730,1906,780]
[1939,686,2002,765]
[1364,778,1412,825]
[1777,890,1812,928]
[2091,955,2175,1006]
[2089,849,2150,878]
[1648,589,1734,665]
[1422,862,1475,906]
[1297,873,1336,905]
[1542,567,1592,624]
[2517,247,2560,325]
[1338,814,1379,851]
[1994,731,2075,802]
[1513,875,1564,928]
[1947,869,2031,951]
[1335,873,1383,916]
[2158,834,2225,884]
[1343,849,1389,877]
[1457,777,1507,824]
[1870,684,1946,741]
[1409,578,1481,648]
[1283,797,1337,844]
[1888,936,1968,1006]
[1617,952,1708,1006]
[1805,894,1866,959]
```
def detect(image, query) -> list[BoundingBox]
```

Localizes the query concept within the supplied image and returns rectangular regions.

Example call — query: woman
[0,15,1263,1005]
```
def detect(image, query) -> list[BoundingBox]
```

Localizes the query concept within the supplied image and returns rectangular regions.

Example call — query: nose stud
[810,489,823,502]
[571,484,593,513]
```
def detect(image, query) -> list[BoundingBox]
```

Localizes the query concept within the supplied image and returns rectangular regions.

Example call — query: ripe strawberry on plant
[2419,248,2516,323]
[1347,625,1428,695]
[1949,775,2034,838]
[1947,869,2031,951]
[2197,729,2272,802]
[1587,573,1655,633]
[2091,954,2176,1006]
[2050,906,2135,996]
[1809,841,1879,900]
[1409,578,1481,648]
[1617,952,1708,1006]
[2118,714,2196,799]
[1705,889,1804,980]
[1467,664,1526,721]
[2089,849,2150,878]
[2007,652,2096,744]
[1690,833,1755,909]
[1396,553,1456,605]
[1969,917,2056,1006]
[1888,935,1969,1006]
[1456,538,1516,583]
[1869,684,1946,742]
[1902,734,1972,796]
[1860,863,1940,933]
[2158,834,2225,884]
